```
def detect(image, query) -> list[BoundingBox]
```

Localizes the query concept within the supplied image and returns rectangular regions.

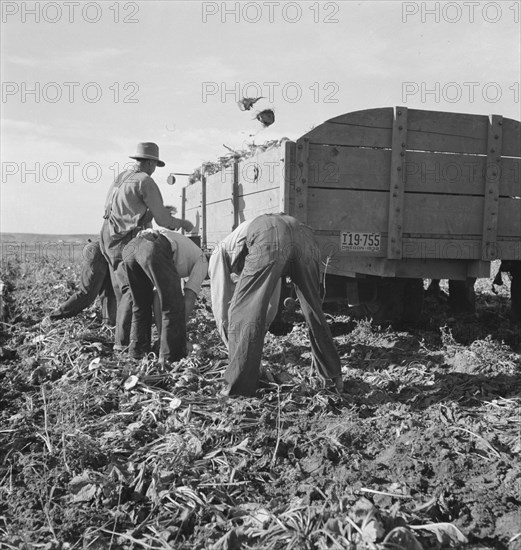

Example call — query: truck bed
[182,106,521,280]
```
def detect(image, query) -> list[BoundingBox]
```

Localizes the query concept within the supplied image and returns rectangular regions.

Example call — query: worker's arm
[184,289,198,323]
[183,253,208,322]
[141,177,193,231]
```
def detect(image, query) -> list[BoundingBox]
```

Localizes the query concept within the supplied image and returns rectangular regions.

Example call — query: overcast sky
[1,0,520,234]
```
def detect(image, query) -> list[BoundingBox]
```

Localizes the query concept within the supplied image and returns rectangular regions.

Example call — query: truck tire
[363,278,404,324]
[448,278,476,313]
[401,278,424,324]
[363,277,423,325]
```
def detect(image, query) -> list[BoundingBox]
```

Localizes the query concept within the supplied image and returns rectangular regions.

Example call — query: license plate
[340,232,381,252]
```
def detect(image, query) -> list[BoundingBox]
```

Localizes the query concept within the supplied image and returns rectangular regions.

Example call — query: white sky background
[1,0,520,234]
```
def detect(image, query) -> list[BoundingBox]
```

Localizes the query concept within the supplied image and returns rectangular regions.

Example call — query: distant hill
[0,233,99,264]
[1,233,98,244]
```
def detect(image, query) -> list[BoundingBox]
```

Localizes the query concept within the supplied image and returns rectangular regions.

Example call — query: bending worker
[132,228,209,335]
[209,213,344,397]
[49,240,117,325]
[100,142,194,363]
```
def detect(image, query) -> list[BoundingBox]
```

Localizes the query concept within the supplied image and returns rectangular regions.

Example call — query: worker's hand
[182,219,194,232]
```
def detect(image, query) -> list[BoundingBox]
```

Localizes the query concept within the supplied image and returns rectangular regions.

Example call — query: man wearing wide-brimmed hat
[101,142,194,364]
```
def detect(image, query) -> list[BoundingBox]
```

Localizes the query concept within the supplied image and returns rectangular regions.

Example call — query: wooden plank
[206,167,234,205]
[281,140,295,214]
[183,182,203,236]
[408,111,520,157]
[307,188,520,237]
[402,195,520,237]
[203,187,281,234]
[303,108,520,157]
[312,237,493,278]
[237,146,285,196]
[294,138,310,224]
[501,117,521,158]
[286,140,297,216]
[307,189,388,234]
[401,237,520,261]
[314,229,519,262]
[482,115,503,260]
[404,153,520,196]
[205,201,234,248]
[301,123,392,149]
[315,231,521,268]
[406,108,489,155]
[240,188,281,220]
[325,107,395,127]
[306,145,521,197]
[497,197,521,235]
[184,181,202,205]
[307,145,389,190]
[300,107,393,148]
[387,107,408,259]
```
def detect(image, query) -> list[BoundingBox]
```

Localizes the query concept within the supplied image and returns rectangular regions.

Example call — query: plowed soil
[0,257,520,549]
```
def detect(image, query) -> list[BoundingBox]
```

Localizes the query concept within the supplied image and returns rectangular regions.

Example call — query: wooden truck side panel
[294,107,521,278]
[182,146,288,248]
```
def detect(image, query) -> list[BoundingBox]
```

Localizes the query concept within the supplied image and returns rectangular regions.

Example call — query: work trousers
[226,214,342,396]
[51,240,117,326]
[120,233,186,362]
[100,220,135,348]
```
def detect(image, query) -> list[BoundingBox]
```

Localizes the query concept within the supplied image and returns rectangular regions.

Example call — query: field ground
[0,256,520,549]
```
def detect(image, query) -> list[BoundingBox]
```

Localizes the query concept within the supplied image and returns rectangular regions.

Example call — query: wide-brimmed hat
[129,142,165,167]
